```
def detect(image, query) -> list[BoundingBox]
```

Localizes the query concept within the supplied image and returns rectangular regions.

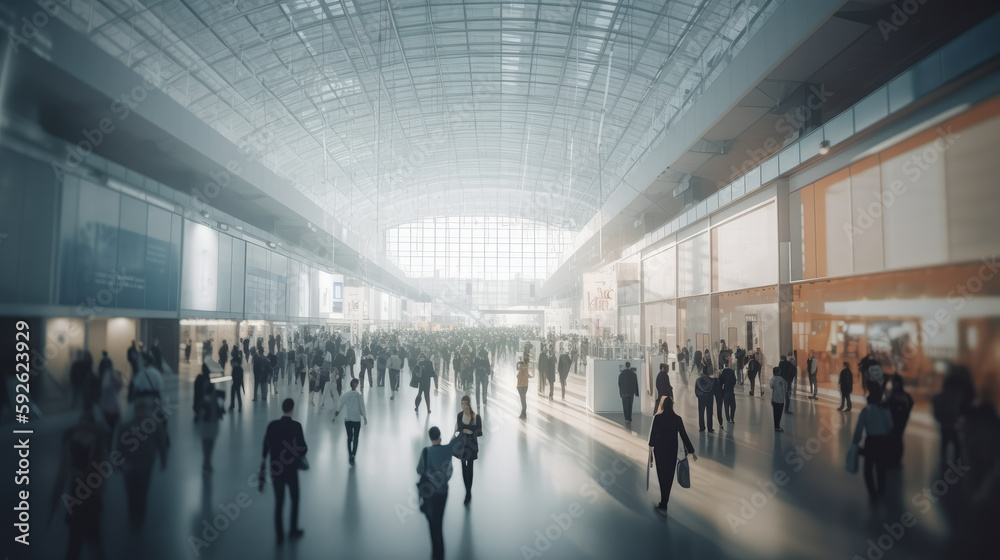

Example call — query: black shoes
[349,455,355,466]
[464,493,471,506]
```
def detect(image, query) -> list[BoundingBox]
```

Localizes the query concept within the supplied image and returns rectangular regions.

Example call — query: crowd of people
[27,325,1000,559]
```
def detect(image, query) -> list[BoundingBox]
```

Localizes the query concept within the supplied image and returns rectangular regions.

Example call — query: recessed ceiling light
[818,140,831,155]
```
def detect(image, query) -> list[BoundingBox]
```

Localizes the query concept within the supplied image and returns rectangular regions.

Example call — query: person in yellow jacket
[516,361,533,420]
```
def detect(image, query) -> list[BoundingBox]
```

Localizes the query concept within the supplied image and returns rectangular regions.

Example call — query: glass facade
[385,216,572,281]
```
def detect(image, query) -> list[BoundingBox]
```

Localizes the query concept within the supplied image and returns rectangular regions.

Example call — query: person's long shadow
[344,467,359,534]
[456,505,474,559]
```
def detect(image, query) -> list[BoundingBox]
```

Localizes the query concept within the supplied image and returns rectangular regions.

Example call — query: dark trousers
[254,379,268,401]
[622,396,634,422]
[809,375,818,397]
[748,373,757,394]
[124,459,154,528]
[230,383,243,409]
[723,393,736,422]
[715,393,724,424]
[66,513,103,560]
[377,367,386,386]
[273,473,300,536]
[863,435,890,502]
[697,396,714,431]
[772,402,784,429]
[475,375,489,406]
[389,369,400,391]
[424,492,448,560]
[415,386,431,411]
[461,459,474,496]
[518,386,528,417]
[547,375,555,399]
[361,366,372,387]
[840,389,852,410]
[653,448,677,508]
[345,420,361,457]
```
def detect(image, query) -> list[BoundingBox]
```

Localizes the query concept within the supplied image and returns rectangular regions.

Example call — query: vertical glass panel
[58,176,80,305]
[945,112,1000,262]
[643,246,676,301]
[271,253,288,317]
[76,180,121,304]
[231,239,246,314]
[181,220,219,311]
[144,206,172,310]
[216,235,232,313]
[850,157,885,274]
[881,135,948,270]
[677,231,710,297]
[169,214,182,311]
[813,169,854,278]
[712,203,779,291]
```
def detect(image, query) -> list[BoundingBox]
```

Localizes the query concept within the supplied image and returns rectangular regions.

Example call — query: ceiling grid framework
[52,0,782,280]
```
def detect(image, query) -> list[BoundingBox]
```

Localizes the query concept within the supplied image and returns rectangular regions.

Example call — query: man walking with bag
[416,426,459,560]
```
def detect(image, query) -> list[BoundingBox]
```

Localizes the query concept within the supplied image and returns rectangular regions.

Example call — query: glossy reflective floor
[5,356,959,560]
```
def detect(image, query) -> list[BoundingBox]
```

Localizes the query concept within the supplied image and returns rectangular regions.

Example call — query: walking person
[455,396,483,505]
[778,355,795,415]
[516,361,532,419]
[557,348,572,401]
[473,350,492,408]
[387,349,402,400]
[49,405,109,559]
[185,338,193,364]
[655,363,673,403]
[618,362,639,427]
[336,378,367,466]
[194,364,224,474]
[118,400,168,531]
[769,367,787,432]
[417,426,459,560]
[218,340,229,373]
[735,346,747,386]
[838,362,853,411]
[885,374,913,468]
[229,356,244,411]
[695,368,715,433]
[252,348,268,403]
[747,353,761,396]
[648,395,696,516]
[96,352,122,432]
[262,399,308,544]
[413,353,438,414]
[807,351,819,400]
[720,366,737,423]
[852,383,893,504]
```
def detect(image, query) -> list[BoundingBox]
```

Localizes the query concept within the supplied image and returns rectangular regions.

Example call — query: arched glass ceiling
[55,0,781,246]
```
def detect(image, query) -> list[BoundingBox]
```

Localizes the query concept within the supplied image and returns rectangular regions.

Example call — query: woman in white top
[769,367,787,432]
[852,383,894,504]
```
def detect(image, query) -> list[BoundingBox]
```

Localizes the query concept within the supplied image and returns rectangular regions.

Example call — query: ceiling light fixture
[201,211,210,219]
[218,223,229,231]
[818,140,831,155]
[267,241,277,249]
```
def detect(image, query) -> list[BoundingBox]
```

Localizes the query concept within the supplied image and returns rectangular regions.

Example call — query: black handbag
[409,364,422,388]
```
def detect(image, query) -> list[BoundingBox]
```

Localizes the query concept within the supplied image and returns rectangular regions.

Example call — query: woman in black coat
[455,395,484,505]
[648,396,696,515]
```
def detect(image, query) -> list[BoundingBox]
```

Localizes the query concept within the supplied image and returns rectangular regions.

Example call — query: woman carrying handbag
[648,395,696,516]
[453,395,484,505]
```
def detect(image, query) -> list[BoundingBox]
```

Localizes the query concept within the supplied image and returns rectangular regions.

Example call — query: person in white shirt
[769,367,787,432]
[336,378,367,465]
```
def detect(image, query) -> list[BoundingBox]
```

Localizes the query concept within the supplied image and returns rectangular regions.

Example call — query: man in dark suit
[618,362,639,426]
[252,348,267,403]
[262,398,308,544]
